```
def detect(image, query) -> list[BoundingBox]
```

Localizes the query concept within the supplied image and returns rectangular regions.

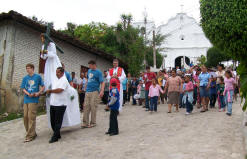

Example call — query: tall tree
[205,47,231,67]
[200,0,247,110]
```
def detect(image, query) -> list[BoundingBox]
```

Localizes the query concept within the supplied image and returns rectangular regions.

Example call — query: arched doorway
[175,56,190,69]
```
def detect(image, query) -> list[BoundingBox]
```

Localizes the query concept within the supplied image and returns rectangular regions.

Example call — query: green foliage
[74,22,108,47]
[197,55,207,66]
[146,47,163,68]
[60,22,77,37]
[205,47,231,67]
[60,14,165,75]
[200,0,247,111]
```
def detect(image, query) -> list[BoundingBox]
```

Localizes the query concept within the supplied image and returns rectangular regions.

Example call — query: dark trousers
[179,93,185,108]
[193,86,197,105]
[219,95,226,109]
[186,97,193,113]
[150,96,158,111]
[164,89,168,101]
[145,90,150,109]
[102,91,109,105]
[108,109,119,134]
[127,88,132,102]
[79,92,85,110]
[160,86,165,103]
[139,99,144,105]
[132,89,137,105]
[209,93,217,107]
[50,106,66,139]
[123,90,127,105]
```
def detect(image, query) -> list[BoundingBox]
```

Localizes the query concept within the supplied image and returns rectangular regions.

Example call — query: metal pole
[153,30,156,68]
[144,16,147,69]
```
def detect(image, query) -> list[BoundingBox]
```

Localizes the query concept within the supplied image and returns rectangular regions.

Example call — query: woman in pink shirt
[148,79,164,113]
[224,70,236,116]
[193,69,201,108]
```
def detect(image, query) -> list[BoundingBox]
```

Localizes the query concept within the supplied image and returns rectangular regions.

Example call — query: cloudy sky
[1,0,200,29]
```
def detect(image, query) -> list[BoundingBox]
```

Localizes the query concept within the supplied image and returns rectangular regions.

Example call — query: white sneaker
[185,112,190,115]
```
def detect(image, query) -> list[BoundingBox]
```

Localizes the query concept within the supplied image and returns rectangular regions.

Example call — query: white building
[134,13,212,69]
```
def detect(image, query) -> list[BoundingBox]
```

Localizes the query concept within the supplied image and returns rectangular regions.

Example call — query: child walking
[224,70,236,116]
[180,78,186,108]
[105,79,119,136]
[148,79,164,113]
[218,77,226,112]
[183,75,194,115]
[137,80,145,106]
[209,77,217,108]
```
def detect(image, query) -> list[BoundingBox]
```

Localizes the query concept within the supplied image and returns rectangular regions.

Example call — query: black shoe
[110,133,119,136]
[49,137,58,143]
[226,113,232,116]
[105,132,111,135]
[58,135,61,139]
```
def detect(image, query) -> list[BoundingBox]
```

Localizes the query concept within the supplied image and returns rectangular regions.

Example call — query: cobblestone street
[0,101,244,159]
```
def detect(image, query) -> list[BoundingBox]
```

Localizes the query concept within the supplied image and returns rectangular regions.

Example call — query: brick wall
[11,23,112,88]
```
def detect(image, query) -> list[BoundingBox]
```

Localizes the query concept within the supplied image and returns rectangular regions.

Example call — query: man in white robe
[40,34,80,127]
[107,59,126,111]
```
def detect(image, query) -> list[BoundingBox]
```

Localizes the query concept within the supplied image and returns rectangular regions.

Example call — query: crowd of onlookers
[100,64,239,116]
[68,63,240,116]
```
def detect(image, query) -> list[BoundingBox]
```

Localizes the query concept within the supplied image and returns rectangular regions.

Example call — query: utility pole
[153,30,156,68]
[143,8,148,69]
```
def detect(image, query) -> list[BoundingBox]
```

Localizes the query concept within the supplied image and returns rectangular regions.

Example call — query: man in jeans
[82,60,105,128]
[143,66,156,111]
[21,63,44,142]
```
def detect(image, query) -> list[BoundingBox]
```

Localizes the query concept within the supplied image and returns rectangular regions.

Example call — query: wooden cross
[43,23,64,54]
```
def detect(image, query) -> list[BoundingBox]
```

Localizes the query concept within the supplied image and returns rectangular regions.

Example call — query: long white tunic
[106,67,126,111]
[41,42,81,127]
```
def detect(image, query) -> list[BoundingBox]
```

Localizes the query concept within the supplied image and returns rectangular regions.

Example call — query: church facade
[134,13,212,69]
[158,13,212,69]
[0,11,124,112]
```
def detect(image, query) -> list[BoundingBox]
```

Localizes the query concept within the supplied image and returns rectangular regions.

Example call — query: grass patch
[0,106,46,123]
[0,113,23,123]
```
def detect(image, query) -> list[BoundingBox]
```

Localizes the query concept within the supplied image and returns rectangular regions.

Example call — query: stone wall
[0,21,113,112]
[12,22,112,88]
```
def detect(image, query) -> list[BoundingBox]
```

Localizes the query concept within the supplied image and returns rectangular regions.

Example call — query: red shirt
[143,72,156,90]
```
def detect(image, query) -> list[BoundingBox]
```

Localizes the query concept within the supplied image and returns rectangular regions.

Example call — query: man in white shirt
[46,67,70,143]
[107,59,126,111]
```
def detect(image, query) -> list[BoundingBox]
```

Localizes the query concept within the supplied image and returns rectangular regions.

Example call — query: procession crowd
[19,35,240,144]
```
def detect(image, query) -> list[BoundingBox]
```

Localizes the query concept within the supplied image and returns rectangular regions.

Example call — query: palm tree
[120,14,127,30]
[126,14,133,28]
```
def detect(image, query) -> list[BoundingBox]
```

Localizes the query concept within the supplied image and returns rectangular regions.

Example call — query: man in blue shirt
[198,65,211,112]
[20,63,44,142]
[82,60,105,128]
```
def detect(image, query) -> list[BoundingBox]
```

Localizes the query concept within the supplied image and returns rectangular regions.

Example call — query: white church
[134,12,212,69]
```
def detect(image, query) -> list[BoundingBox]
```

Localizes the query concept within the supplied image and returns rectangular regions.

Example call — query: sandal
[200,109,206,113]
[90,124,96,128]
[81,125,91,129]
[24,138,33,143]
